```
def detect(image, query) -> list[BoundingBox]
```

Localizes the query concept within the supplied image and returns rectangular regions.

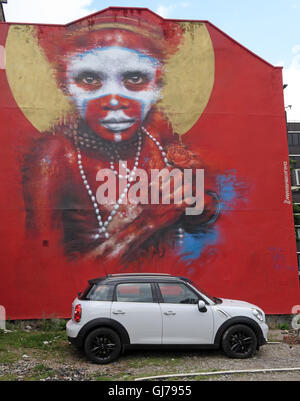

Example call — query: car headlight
[252,308,265,322]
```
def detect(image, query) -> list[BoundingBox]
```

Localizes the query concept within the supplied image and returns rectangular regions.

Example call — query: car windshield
[188,280,222,304]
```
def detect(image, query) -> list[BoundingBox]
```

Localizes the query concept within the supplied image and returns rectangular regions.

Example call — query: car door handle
[164,311,176,316]
[112,310,125,315]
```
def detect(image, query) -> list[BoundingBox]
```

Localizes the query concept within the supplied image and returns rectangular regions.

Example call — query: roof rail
[107,273,171,277]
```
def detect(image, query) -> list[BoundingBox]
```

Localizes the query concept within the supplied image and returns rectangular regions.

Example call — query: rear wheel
[84,327,121,364]
[222,324,257,359]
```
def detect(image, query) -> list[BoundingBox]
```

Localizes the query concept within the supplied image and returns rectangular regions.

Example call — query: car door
[110,282,162,344]
[157,282,214,344]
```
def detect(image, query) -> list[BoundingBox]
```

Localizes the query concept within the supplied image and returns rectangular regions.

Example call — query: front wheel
[84,327,121,364]
[221,324,257,359]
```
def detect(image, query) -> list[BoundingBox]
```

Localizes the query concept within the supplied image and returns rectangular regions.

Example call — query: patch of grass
[0,349,19,364]
[0,330,65,349]
[0,328,71,367]
[0,374,19,381]
[6,319,67,332]
[277,323,290,330]
[25,364,56,381]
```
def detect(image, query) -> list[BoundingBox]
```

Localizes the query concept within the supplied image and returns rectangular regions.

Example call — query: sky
[2,0,300,120]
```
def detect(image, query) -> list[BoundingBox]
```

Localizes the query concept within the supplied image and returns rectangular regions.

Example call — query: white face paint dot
[110,98,119,107]
[114,133,122,142]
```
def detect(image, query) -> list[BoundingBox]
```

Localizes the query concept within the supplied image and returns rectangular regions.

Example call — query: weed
[277,323,290,330]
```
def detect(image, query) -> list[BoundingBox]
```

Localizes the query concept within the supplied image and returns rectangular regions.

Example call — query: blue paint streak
[179,229,219,262]
[179,170,244,263]
[217,170,239,211]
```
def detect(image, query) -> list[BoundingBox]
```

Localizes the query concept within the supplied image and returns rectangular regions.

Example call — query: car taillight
[74,304,82,323]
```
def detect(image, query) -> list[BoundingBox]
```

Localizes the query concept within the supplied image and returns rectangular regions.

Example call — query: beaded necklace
[72,126,170,241]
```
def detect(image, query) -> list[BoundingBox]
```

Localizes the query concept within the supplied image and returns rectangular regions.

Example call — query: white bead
[164,158,169,164]
[111,210,117,216]
[91,196,96,202]
[95,209,100,214]
[88,190,92,196]
[104,221,109,227]
[105,233,110,239]
[114,204,120,210]
[94,234,100,240]
[108,216,112,221]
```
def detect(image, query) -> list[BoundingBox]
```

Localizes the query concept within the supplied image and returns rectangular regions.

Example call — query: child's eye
[123,72,149,90]
[74,72,102,89]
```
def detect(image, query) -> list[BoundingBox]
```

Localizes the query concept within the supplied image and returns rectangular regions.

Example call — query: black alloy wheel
[222,324,257,359]
[84,328,121,364]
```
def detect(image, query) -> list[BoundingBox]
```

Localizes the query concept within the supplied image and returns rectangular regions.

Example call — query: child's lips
[99,118,135,132]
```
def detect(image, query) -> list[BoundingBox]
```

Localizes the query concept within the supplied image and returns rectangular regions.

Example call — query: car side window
[158,283,199,304]
[87,284,112,301]
[115,283,153,303]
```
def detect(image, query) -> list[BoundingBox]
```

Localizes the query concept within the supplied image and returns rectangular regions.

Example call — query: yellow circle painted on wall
[5,22,214,135]
[5,25,75,132]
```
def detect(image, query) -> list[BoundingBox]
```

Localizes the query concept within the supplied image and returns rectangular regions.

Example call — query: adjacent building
[287,121,300,273]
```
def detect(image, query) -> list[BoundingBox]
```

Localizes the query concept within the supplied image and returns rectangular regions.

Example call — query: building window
[296,227,300,240]
[295,169,300,186]
[288,133,300,146]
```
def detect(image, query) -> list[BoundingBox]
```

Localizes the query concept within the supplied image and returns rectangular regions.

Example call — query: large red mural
[0,8,299,318]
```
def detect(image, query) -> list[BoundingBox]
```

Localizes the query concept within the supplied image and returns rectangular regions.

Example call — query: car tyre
[222,324,257,359]
[84,327,121,364]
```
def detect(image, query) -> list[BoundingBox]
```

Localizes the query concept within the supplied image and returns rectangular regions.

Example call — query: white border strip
[135,367,300,381]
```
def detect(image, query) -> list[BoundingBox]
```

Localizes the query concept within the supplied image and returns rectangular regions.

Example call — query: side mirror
[198,300,207,312]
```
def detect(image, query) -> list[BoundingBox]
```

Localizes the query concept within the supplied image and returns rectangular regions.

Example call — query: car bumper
[66,319,83,345]
[260,322,269,344]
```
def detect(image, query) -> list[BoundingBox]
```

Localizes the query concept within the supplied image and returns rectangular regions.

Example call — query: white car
[66,273,268,364]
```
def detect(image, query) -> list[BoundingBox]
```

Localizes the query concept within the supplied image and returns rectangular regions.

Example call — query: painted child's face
[66,46,161,142]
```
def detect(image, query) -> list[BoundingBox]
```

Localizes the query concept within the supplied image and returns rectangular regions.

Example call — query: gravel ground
[0,330,299,381]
